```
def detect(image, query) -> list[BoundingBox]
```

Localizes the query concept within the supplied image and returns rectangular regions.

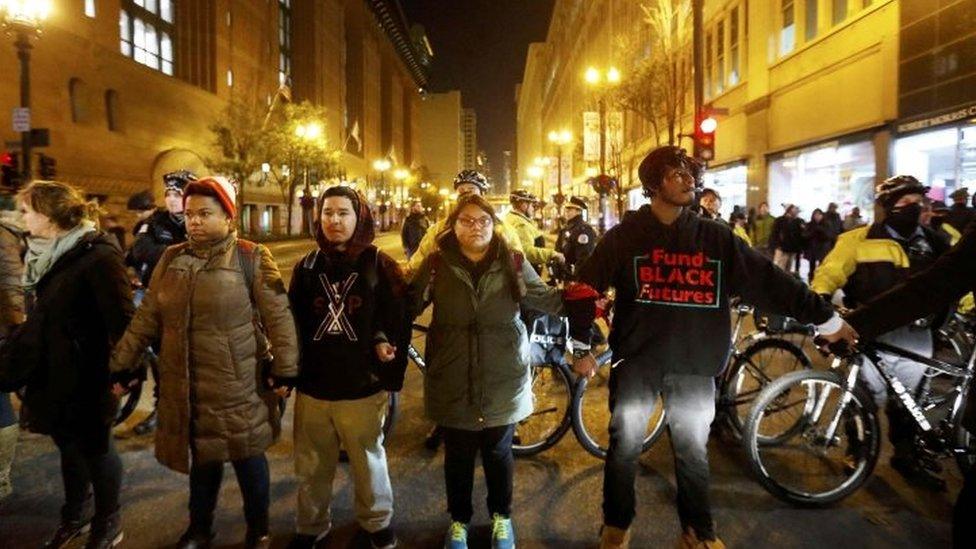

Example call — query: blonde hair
[17,180,102,230]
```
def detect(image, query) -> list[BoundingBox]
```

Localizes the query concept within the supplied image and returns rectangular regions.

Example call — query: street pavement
[0,232,959,548]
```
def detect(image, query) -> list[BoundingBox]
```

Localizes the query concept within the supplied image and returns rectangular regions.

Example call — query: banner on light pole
[608,111,624,154]
[583,111,600,162]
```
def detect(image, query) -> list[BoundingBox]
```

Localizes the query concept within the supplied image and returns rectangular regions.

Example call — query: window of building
[780,0,796,56]
[729,7,740,85]
[68,78,86,123]
[278,1,292,87]
[705,31,713,99]
[895,123,976,204]
[805,0,818,41]
[702,163,748,218]
[833,0,848,25]
[227,69,234,87]
[85,0,96,18]
[105,90,120,132]
[716,20,725,94]
[120,0,174,75]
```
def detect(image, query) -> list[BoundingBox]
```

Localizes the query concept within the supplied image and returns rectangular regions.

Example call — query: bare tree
[207,97,271,230]
[612,0,693,147]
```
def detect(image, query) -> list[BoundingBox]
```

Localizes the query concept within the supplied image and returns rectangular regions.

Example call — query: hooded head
[314,185,375,257]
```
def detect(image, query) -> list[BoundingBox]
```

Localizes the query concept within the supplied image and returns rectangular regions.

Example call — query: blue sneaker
[491,514,515,549]
[444,521,468,549]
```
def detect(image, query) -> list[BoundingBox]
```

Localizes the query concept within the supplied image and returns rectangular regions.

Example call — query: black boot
[176,527,215,549]
[132,409,157,435]
[43,518,92,549]
[84,512,123,549]
[424,425,442,450]
[891,455,947,491]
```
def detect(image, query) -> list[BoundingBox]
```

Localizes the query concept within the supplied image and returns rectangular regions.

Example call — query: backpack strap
[356,246,380,291]
[236,239,258,304]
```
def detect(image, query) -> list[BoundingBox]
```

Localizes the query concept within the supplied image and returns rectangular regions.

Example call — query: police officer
[505,189,563,274]
[555,196,597,281]
[812,175,950,491]
[125,169,195,435]
[944,187,975,236]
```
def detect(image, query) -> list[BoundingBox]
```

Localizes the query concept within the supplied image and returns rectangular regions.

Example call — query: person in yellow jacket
[406,170,522,276]
[730,211,752,246]
[504,189,564,274]
[811,175,951,491]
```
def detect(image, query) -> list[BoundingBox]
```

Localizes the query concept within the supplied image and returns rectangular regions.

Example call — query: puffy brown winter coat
[110,233,298,473]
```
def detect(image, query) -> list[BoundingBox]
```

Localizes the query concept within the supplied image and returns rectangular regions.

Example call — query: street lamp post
[372,158,391,230]
[394,168,409,226]
[1,1,51,182]
[295,122,323,235]
[547,130,572,219]
[585,66,621,232]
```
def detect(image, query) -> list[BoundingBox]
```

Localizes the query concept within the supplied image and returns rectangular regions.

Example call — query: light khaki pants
[294,391,393,535]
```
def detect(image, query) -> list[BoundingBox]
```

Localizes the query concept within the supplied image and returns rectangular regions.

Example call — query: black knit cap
[637,146,704,194]
[126,190,155,211]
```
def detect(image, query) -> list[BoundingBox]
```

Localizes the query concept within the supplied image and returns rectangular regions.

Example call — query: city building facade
[0,0,429,236]
[418,90,463,188]
[517,0,974,223]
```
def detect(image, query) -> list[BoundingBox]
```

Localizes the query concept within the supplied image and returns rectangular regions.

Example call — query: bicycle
[570,303,814,458]
[743,336,976,506]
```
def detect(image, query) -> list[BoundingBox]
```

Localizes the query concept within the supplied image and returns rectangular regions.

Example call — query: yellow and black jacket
[504,210,556,270]
[811,222,949,307]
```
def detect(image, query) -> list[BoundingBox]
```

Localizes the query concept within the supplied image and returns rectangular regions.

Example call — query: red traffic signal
[694,115,717,162]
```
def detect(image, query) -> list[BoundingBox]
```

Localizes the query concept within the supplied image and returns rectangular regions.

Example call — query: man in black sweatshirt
[287,186,408,549]
[564,146,855,548]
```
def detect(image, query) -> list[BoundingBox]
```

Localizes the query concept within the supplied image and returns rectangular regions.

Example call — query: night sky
[402,0,555,181]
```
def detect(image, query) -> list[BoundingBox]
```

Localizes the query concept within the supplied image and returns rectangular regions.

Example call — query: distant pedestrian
[770,204,804,273]
[843,206,866,232]
[804,208,833,281]
[749,202,775,256]
[401,198,430,259]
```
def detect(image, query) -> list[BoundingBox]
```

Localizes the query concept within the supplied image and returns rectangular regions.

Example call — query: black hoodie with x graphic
[288,188,409,401]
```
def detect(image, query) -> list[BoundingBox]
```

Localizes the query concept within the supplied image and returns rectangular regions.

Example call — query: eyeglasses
[456,215,493,229]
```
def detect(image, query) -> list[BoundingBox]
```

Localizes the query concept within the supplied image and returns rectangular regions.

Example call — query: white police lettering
[313,272,359,341]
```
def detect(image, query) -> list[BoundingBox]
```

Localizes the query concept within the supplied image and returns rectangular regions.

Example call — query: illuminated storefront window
[768,138,875,221]
[894,122,976,203]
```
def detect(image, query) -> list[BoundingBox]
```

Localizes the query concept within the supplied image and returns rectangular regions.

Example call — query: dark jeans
[188,454,270,536]
[52,426,123,532]
[441,424,514,523]
[954,464,976,548]
[603,372,716,539]
[0,392,15,428]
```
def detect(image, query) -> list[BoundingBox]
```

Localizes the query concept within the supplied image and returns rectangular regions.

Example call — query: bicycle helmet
[453,170,490,193]
[162,169,198,195]
[875,175,928,211]
[510,189,539,205]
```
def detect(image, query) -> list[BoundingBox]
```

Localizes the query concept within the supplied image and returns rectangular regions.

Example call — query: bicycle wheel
[724,338,812,441]
[744,370,880,506]
[512,363,573,457]
[571,360,666,460]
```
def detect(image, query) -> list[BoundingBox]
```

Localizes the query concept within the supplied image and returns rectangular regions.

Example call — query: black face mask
[885,203,922,237]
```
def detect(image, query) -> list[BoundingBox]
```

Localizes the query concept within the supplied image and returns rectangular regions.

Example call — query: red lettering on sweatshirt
[634,249,721,308]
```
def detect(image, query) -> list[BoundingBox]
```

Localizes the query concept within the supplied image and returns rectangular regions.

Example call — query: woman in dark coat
[804,208,833,281]
[0,181,134,549]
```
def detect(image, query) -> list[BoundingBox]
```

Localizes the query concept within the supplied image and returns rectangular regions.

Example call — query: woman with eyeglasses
[409,194,561,549]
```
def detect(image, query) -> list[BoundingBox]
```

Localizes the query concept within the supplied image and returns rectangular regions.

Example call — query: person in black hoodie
[803,208,833,281]
[563,146,854,548]
[287,186,408,549]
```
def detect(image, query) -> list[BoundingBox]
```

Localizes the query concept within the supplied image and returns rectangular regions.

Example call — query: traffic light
[1,151,20,190]
[694,114,717,162]
[38,153,57,179]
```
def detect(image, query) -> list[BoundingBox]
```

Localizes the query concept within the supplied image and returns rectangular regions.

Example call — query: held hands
[553,252,566,263]
[266,378,292,398]
[570,352,598,379]
[111,378,140,398]
[375,342,397,363]
[817,319,859,354]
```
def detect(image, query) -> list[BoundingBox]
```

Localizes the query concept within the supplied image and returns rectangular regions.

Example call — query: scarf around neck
[22,220,97,292]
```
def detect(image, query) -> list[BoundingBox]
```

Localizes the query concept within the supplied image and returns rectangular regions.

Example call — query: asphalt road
[0,233,959,548]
